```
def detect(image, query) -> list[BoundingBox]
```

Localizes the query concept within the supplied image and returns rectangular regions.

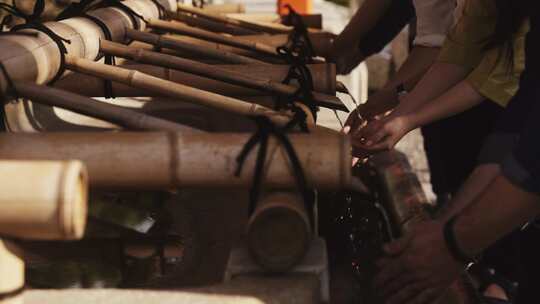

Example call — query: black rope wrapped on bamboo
[281,4,315,60]
[57,0,147,31]
[235,115,315,229]
[57,2,119,99]
[192,0,207,9]
[56,0,160,98]
[149,0,168,19]
[274,5,319,122]
[0,0,71,85]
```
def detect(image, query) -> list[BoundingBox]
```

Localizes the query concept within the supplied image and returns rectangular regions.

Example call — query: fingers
[404,287,444,304]
[374,259,407,290]
[386,287,439,304]
[379,273,420,300]
[385,283,428,304]
[383,235,412,256]
[364,128,388,147]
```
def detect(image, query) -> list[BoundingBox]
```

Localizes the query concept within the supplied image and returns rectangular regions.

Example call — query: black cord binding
[235,115,315,228]
[275,5,319,122]
[0,0,71,85]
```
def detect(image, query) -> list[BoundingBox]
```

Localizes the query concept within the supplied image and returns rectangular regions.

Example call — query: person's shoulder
[461,0,496,18]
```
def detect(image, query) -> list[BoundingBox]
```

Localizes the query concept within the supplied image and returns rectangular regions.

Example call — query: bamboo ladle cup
[99,40,345,111]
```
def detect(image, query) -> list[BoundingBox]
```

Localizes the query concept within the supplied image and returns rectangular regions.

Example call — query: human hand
[374,220,465,304]
[352,114,415,152]
[328,46,365,75]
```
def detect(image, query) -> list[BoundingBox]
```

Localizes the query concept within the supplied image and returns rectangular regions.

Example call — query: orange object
[278,0,312,15]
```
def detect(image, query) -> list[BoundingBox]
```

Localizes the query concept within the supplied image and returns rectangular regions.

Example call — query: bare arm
[407,80,484,127]
[392,62,471,117]
[455,174,540,259]
[383,46,440,90]
[346,46,440,126]
[437,164,500,222]
[356,79,484,151]
[331,0,392,64]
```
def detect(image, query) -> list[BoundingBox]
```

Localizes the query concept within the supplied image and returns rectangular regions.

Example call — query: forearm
[407,80,484,128]
[392,62,471,117]
[358,47,440,118]
[437,164,500,222]
[383,46,440,91]
[454,175,540,259]
[332,0,392,53]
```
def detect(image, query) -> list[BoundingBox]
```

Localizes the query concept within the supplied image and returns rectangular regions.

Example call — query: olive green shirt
[438,0,529,107]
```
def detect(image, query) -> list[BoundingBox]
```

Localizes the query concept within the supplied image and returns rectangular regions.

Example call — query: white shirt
[412,0,457,47]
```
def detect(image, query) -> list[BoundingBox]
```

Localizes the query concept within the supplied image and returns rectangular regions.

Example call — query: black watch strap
[443,216,475,265]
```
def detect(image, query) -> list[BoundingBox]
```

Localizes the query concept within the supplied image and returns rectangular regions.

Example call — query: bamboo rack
[0,132,351,190]
[146,19,279,57]
[174,3,290,34]
[55,63,336,98]
[0,0,172,92]
[125,29,264,64]
[64,55,298,127]
[172,12,257,35]
[99,40,344,110]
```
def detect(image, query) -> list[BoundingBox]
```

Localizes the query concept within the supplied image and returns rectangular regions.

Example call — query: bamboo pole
[64,55,296,127]
[204,3,245,14]
[0,160,88,240]
[125,29,264,64]
[99,41,344,110]
[146,19,279,57]
[172,12,257,35]
[14,82,197,132]
[0,132,351,190]
[0,240,23,304]
[224,32,336,58]
[247,191,311,273]
[56,62,337,97]
[174,3,290,34]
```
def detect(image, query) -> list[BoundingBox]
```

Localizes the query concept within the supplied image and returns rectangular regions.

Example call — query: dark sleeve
[501,82,540,194]
[358,0,416,57]
[501,15,540,194]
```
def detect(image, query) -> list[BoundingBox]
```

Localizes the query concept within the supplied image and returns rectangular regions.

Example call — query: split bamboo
[0,132,351,190]
[174,3,290,34]
[0,240,23,304]
[172,12,257,35]
[125,29,264,64]
[247,191,311,272]
[99,41,343,110]
[146,19,279,57]
[64,55,295,127]
[0,160,88,240]
[56,62,337,97]
[226,32,336,58]
[148,33,328,63]
[204,3,245,14]
[14,82,197,132]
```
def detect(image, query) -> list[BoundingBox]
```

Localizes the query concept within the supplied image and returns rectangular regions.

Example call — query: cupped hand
[352,115,415,152]
[374,220,465,304]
